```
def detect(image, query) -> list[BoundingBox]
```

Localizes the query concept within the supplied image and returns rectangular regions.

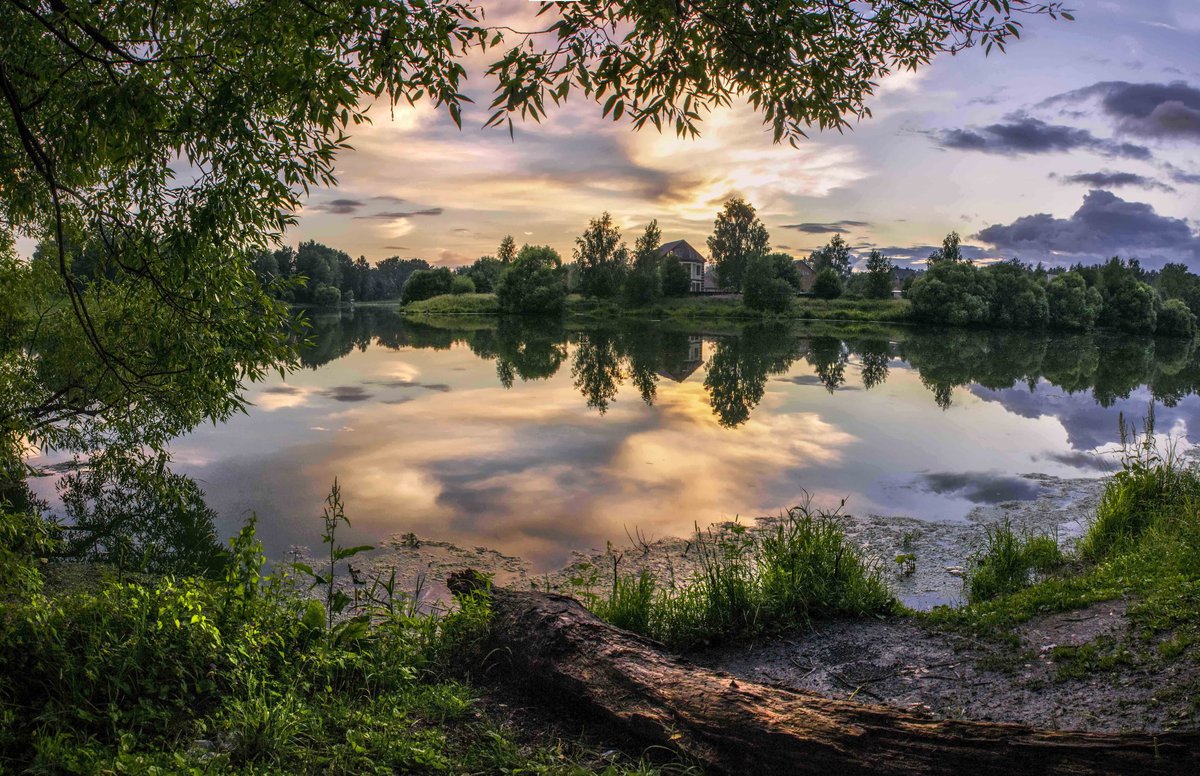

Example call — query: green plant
[965,518,1064,603]
[291,479,373,633]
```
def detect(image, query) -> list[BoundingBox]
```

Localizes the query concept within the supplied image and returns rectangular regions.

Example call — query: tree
[812,268,844,299]
[1047,272,1102,331]
[810,235,853,281]
[312,284,343,307]
[1101,275,1157,334]
[864,251,895,299]
[401,268,455,304]
[707,198,770,292]
[451,275,476,295]
[496,246,567,316]
[1155,263,1200,318]
[0,0,1063,504]
[928,232,964,266]
[623,220,663,307]
[462,257,505,294]
[983,261,1048,329]
[497,236,517,265]
[575,212,629,298]
[1156,299,1196,339]
[908,262,992,326]
[743,254,795,313]
[661,256,692,297]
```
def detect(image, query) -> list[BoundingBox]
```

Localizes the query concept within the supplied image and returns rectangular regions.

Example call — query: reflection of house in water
[657,335,705,382]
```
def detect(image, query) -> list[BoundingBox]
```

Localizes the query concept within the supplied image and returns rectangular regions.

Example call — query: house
[659,239,707,293]
[794,259,817,292]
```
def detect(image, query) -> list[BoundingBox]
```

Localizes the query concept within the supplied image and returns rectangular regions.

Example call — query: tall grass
[589,499,895,649]
[965,519,1064,603]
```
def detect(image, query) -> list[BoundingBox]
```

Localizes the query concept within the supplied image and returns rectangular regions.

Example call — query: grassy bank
[402,292,912,324]
[0,506,678,774]
[931,414,1200,682]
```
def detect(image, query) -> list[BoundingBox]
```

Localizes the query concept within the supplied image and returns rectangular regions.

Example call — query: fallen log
[458,575,1199,775]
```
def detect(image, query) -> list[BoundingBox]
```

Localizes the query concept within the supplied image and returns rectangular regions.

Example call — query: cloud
[311,198,365,214]
[936,117,1152,160]
[1045,81,1200,142]
[781,220,871,234]
[319,386,374,402]
[1164,163,1200,185]
[975,189,1200,265]
[1051,170,1175,192]
[353,208,444,220]
[870,243,993,267]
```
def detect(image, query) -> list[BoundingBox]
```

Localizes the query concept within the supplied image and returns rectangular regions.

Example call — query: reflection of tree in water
[704,325,805,427]
[571,330,625,413]
[300,310,1200,417]
[806,336,848,392]
[58,453,228,577]
[855,338,892,391]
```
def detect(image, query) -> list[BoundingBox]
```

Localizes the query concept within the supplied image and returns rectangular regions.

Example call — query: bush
[810,267,843,299]
[311,283,341,307]
[401,268,454,304]
[1155,298,1196,339]
[742,254,795,312]
[984,261,1047,329]
[495,245,567,315]
[1100,277,1157,334]
[965,518,1064,603]
[908,261,992,326]
[1047,271,1102,330]
[450,275,475,295]
[661,256,691,297]
[621,265,661,307]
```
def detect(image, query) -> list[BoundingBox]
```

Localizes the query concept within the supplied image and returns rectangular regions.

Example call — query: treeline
[300,310,1200,426]
[907,235,1200,338]
[250,241,430,304]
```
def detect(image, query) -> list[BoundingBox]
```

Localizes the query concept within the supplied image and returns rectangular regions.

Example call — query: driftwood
[454,574,1200,776]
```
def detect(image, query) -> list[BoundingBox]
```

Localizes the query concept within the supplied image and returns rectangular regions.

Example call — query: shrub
[311,283,341,307]
[495,245,567,315]
[743,254,795,312]
[1155,298,1196,339]
[621,265,661,307]
[810,267,843,299]
[401,268,454,304]
[1047,271,1102,330]
[1100,277,1157,334]
[450,275,475,295]
[965,518,1064,603]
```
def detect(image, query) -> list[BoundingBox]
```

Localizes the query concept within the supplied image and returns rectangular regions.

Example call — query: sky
[290,0,1200,271]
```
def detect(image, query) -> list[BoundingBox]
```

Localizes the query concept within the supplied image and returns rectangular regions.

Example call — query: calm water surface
[144,310,1200,569]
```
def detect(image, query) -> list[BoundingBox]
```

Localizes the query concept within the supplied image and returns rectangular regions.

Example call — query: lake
[88,307,1190,575]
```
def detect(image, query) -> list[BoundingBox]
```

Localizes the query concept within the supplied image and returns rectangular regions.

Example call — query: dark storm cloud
[781,220,872,234]
[1044,81,1200,142]
[312,198,365,214]
[1052,170,1175,192]
[975,189,1200,264]
[871,243,992,266]
[937,117,1152,159]
[354,208,444,220]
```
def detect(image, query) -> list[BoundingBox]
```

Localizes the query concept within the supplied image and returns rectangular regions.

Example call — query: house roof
[794,259,816,275]
[659,239,705,264]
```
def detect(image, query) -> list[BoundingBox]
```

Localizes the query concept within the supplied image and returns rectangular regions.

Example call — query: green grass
[582,501,897,649]
[964,519,1065,604]
[403,292,500,315]
[400,291,913,324]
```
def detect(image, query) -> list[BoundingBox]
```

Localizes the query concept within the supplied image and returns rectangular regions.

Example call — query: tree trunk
[468,580,1198,775]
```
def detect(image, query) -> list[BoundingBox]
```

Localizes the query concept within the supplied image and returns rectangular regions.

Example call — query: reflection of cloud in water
[319,386,374,402]
[1038,450,1115,473]
[254,384,313,411]
[364,379,452,392]
[971,381,1200,452]
[919,472,1045,504]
